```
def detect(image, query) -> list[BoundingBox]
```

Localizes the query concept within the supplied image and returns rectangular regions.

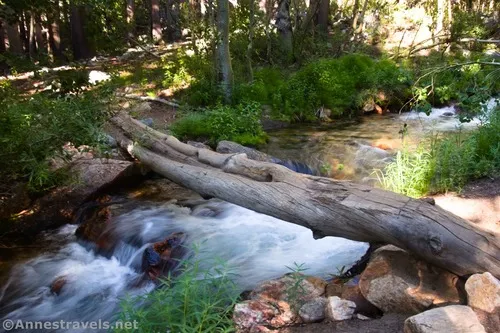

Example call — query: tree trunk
[127,0,135,40]
[276,0,293,59]
[6,22,23,54]
[110,113,500,279]
[70,2,91,60]
[264,0,275,63]
[19,13,30,54]
[29,12,36,58]
[48,3,64,61]
[351,0,360,31]
[216,0,234,103]
[0,20,6,53]
[247,0,255,81]
[35,17,45,54]
[151,0,162,43]
[316,0,329,34]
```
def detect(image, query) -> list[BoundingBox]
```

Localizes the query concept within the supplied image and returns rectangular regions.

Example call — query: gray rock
[299,297,327,323]
[104,134,117,148]
[325,296,356,321]
[140,118,154,127]
[404,305,486,333]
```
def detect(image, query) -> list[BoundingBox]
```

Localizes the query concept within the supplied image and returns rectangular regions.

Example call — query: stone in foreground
[325,296,356,321]
[465,272,500,313]
[404,305,486,333]
[359,245,464,314]
[299,297,327,323]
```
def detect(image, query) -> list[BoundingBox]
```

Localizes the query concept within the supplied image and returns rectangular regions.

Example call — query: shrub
[0,83,111,192]
[276,54,411,121]
[170,102,268,146]
[116,256,239,333]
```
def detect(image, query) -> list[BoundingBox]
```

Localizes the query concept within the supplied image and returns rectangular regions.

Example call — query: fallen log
[110,112,500,278]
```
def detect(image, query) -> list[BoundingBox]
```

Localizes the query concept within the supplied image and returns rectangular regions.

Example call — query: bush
[378,106,500,197]
[170,102,268,146]
[116,256,239,333]
[276,54,411,121]
[0,83,111,192]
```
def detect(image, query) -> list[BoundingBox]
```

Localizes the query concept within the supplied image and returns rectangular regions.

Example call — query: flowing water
[0,100,497,330]
[263,100,497,181]
[0,201,368,329]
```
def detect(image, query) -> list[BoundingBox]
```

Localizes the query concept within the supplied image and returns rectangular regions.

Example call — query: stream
[0,100,497,331]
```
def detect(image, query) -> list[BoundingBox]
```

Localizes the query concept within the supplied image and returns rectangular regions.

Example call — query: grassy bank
[378,106,500,197]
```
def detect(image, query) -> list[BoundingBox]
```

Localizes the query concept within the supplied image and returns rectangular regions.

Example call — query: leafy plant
[0,84,112,192]
[284,262,309,312]
[116,256,239,333]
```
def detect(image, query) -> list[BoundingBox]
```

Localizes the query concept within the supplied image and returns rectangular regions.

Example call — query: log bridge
[110,112,500,278]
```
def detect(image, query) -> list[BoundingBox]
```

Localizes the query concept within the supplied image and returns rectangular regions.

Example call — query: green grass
[116,256,239,333]
[378,106,500,197]
[170,102,268,146]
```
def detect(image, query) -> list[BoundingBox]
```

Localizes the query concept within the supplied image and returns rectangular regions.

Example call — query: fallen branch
[117,93,180,108]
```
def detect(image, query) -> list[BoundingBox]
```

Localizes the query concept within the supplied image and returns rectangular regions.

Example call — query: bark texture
[110,113,500,279]
[216,0,234,102]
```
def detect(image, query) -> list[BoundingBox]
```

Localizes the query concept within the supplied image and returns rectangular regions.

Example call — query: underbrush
[116,257,239,333]
[0,82,112,193]
[275,54,412,121]
[378,107,500,197]
[170,102,268,146]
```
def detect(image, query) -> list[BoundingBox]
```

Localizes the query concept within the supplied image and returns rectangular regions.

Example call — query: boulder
[142,232,186,280]
[325,296,356,321]
[2,159,136,241]
[465,272,500,333]
[359,245,464,314]
[404,305,486,333]
[465,272,500,313]
[299,297,327,323]
[341,284,382,317]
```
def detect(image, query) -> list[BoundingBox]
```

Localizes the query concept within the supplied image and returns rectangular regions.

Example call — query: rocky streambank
[233,245,500,333]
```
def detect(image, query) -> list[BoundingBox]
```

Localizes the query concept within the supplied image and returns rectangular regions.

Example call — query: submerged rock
[359,245,464,314]
[50,276,67,295]
[404,305,486,333]
[142,232,186,280]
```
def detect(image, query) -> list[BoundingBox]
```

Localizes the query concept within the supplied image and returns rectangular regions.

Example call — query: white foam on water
[0,201,368,330]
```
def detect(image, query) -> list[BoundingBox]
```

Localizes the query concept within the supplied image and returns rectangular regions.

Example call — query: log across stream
[0,102,498,329]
